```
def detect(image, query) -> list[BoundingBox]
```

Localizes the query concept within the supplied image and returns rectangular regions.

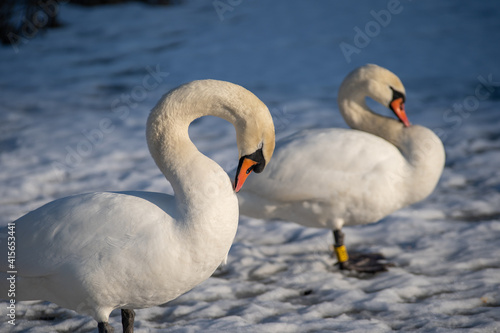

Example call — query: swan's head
[233,95,275,193]
[147,79,275,193]
[341,64,411,127]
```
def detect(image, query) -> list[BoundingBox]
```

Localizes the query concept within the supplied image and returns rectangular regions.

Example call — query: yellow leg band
[334,245,349,263]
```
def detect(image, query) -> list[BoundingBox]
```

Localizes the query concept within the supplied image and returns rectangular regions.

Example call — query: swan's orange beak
[234,157,258,193]
[390,98,410,127]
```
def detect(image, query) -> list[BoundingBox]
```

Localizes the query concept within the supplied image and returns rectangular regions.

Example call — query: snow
[1,0,500,331]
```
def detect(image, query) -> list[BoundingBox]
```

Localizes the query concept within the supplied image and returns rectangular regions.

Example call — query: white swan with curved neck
[0,80,275,332]
[237,64,445,272]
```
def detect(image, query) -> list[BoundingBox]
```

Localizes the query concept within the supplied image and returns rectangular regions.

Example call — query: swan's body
[11,191,224,313]
[0,80,275,332]
[237,64,445,272]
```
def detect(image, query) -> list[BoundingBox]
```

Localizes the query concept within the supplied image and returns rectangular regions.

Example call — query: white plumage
[0,80,275,332]
[237,64,445,272]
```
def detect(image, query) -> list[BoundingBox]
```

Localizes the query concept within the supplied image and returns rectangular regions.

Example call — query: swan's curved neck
[337,91,404,148]
[338,84,445,203]
[146,79,275,229]
[147,87,241,221]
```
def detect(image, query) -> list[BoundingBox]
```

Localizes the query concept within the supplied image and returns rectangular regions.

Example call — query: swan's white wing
[0,191,202,314]
[8,192,177,277]
[240,129,411,226]
[247,129,408,200]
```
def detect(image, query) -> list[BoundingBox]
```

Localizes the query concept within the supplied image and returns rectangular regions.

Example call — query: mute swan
[0,80,275,332]
[237,64,445,273]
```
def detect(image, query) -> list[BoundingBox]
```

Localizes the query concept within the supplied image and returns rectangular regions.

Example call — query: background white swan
[237,64,445,273]
[0,80,275,332]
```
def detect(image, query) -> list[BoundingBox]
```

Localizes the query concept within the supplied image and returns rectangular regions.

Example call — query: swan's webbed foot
[121,309,135,333]
[332,229,391,274]
[337,252,391,273]
[98,321,114,333]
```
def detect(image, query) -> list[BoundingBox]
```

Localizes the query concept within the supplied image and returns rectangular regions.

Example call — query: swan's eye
[243,148,266,174]
[389,87,406,104]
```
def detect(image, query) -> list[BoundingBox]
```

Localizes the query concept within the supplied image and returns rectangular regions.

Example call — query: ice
[1,0,499,332]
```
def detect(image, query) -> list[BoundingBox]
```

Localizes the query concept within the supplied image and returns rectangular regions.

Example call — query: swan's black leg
[332,229,390,273]
[98,321,115,333]
[333,229,349,270]
[121,309,135,333]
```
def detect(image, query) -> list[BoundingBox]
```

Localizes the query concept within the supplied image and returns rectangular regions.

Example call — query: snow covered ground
[1,0,500,331]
